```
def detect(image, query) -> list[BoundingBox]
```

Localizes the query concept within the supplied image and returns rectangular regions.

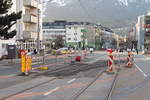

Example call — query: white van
[0,40,16,60]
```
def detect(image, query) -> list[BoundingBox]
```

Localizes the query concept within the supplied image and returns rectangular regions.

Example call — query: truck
[0,39,16,60]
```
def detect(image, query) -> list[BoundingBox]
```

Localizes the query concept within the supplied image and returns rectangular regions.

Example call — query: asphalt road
[0,51,132,100]
[0,51,114,100]
[111,54,150,100]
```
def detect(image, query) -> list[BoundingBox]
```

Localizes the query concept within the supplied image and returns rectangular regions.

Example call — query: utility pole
[74,26,78,56]
[37,8,40,54]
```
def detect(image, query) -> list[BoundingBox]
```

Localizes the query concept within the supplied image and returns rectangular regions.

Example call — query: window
[68,38,71,40]
[74,33,77,35]
[74,38,77,41]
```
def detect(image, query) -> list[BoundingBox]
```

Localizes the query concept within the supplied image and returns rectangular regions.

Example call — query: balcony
[144,42,150,45]
[145,32,150,37]
[24,0,38,8]
[23,31,37,39]
[23,14,38,24]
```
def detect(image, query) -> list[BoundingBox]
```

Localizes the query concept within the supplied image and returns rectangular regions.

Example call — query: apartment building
[16,0,43,51]
[143,14,150,50]
[43,21,66,41]
[66,25,85,48]
[136,13,150,51]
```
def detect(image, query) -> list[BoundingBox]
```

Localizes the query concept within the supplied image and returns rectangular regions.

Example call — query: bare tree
[53,35,64,49]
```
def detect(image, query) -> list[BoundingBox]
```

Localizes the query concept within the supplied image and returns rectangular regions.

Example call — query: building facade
[66,25,85,48]
[136,14,150,51]
[16,0,43,51]
[42,21,117,50]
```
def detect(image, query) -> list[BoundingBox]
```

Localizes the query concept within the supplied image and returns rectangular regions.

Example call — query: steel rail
[105,52,123,100]
[1,78,57,100]
[70,70,105,100]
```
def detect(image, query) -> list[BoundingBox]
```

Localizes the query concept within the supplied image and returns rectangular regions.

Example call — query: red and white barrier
[126,51,133,68]
[106,49,115,74]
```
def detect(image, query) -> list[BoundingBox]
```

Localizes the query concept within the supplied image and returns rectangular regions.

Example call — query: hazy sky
[43,0,150,30]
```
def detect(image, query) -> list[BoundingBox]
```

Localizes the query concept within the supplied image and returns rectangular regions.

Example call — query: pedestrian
[33,49,37,55]
[136,48,138,54]
[89,47,93,54]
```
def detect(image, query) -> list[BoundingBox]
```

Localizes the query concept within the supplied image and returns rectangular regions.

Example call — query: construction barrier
[106,49,115,74]
[126,51,133,68]
[21,50,90,75]
[75,56,81,62]
[21,50,32,75]
[21,51,26,74]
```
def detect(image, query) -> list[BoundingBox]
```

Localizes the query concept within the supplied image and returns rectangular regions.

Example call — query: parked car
[89,47,94,53]
[56,47,75,55]
[55,47,69,55]
[119,48,124,52]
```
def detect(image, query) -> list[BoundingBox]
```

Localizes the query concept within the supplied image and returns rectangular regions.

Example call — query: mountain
[43,0,150,29]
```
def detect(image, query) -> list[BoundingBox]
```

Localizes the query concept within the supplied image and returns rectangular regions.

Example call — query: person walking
[136,48,139,54]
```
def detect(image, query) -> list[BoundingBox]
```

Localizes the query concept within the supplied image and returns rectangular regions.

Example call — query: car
[56,47,69,55]
[119,48,124,52]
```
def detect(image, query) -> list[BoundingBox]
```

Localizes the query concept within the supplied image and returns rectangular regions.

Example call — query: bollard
[21,51,26,74]
[25,56,32,75]
[106,49,115,74]
[126,51,133,68]
[21,50,32,76]
[25,56,29,75]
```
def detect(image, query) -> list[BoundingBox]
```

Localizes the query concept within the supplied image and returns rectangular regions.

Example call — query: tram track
[105,53,122,100]
[69,53,123,100]
[70,70,105,100]
[0,77,57,100]
[1,61,106,100]
[0,53,124,100]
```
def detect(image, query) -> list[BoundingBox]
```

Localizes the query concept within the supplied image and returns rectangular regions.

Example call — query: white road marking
[134,63,148,77]
[32,62,42,65]
[7,74,17,77]
[44,87,60,96]
[67,78,76,84]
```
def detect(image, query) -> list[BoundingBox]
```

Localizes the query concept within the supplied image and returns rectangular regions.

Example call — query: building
[66,25,85,48]
[42,20,117,50]
[135,14,150,51]
[100,31,117,49]
[43,21,66,40]
[143,14,150,50]
[42,21,67,49]
[16,0,43,51]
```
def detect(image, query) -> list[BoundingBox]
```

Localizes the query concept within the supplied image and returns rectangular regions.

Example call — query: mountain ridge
[44,0,150,29]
